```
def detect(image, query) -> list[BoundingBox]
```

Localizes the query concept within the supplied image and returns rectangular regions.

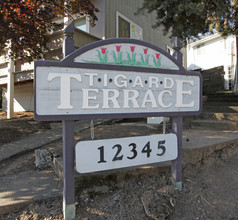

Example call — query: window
[116,12,143,40]
[118,16,130,38]
[74,17,87,32]
[167,46,174,56]
[48,17,87,34]
[130,23,143,40]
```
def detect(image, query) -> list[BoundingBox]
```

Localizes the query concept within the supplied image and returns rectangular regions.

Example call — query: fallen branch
[201,194,214,209]
[141,197,163,220]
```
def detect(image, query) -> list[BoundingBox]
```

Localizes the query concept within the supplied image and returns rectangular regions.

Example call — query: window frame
[116,11,143,40]
[74,17,88,32]
[167,45,174,56]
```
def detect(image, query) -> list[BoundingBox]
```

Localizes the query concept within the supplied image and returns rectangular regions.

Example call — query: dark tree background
[137,0,238,43]
[0,0,98,62]
[2,1,238,61]
[137,0,238,92]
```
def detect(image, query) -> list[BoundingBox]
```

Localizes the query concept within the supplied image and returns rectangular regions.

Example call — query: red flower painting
[115,45,121,52]
[97,47,108,63]
[156,53,160,59]
[140,48,149,65]
[153,52,161,67]
[101,47,107,54]
[130,46,135,52]
[113,45,122,64]
[127,46,136,64]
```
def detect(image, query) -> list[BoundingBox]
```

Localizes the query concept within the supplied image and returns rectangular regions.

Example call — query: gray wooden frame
[34,38,202,121]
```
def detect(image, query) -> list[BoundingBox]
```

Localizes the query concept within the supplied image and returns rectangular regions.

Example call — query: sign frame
[34,38,202,121]
[34,32,202,219]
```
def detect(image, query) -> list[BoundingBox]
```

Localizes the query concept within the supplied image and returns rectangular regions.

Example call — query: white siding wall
[2,88,7,111]
[0,64,8,85]
[15,60,34,72]
[187,34,236,89]
[88,0,106,39]
[2,82,34,112]
[105,0,172,51]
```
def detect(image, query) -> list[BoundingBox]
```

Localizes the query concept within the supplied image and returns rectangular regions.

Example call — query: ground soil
[0,112,238,220]
[0,112,50,146]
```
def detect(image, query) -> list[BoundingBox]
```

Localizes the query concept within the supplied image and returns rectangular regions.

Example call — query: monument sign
[34,37,202,220]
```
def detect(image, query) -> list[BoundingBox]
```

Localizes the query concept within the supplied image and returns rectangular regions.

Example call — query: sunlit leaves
[0,0,98,62]
[137,0,236,42]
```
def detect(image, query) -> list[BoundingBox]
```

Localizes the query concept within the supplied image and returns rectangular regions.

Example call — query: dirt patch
[0,112,50,145]
[2,146,238,220]
[76,146,238,220]
[0,122,165,178]
[0,112,238,219]
[3,198,63,220]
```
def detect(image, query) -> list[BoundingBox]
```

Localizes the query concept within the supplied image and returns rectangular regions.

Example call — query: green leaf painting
[83,45,167,69]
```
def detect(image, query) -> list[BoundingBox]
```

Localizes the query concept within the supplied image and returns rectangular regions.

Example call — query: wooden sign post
[62,22,76,219]
[34,25,202,219]
[171,37,184,191]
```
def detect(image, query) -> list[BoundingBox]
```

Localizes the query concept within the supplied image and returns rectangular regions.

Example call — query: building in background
[0,0,179,117]
[187,33,237,91]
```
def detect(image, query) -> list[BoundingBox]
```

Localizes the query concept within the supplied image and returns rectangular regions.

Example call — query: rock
[141,186,178,220]
[112,193,120,201]
[35,149,52,169]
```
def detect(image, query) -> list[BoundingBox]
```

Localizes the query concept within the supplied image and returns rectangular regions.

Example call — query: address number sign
[76,133,177,173]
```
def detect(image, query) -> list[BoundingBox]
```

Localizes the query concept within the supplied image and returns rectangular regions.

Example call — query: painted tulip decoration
[116,45,121,52]
[127,46,137,65]
[153,53,161,67]
[101,47,107,54]
[140,48,149,65]
[83,44,165,68]
[112,45,122,64]
[97,47,108,63]
[130,46,135,52]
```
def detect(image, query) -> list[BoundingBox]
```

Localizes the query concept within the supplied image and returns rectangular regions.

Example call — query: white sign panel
[75,133,177,173]
[35,67,200,117]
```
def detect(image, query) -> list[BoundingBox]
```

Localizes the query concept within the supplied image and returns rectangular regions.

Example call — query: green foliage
[0,0,98,62]
[153,55,161,67]
[97,50,103,62]
[102,50,108,63]
[137,0,236,42]
[126,52,136,65]
[140,54,149,65]
[140,54,145,64]
[97,50,108,63]
[112,51,122,64]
